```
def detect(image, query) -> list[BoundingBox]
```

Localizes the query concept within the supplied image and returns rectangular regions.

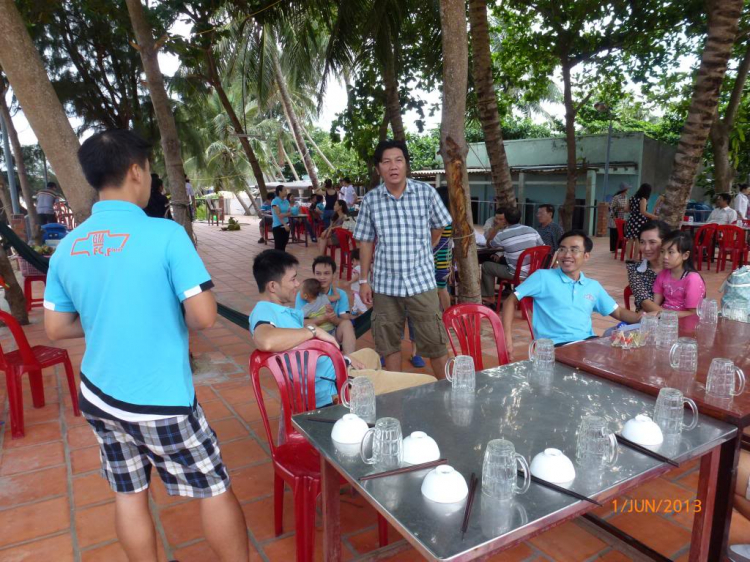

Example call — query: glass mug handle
[605,431,619,465]
[528,340,537,362]
[360,428,377,464]
[682,397,699,431]
[444,357,456,382]
[668,342,680,368]
[514,454,531,495]
[340,379,353,409]
[733,367,747,396]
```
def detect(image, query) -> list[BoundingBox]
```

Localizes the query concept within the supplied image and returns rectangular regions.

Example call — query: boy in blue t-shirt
[44,130,249,561]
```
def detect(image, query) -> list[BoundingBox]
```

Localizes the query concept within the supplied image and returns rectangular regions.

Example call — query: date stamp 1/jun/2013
[611,498,702,514]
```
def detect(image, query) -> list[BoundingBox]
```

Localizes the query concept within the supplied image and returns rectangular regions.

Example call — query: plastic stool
[24,275,46,312]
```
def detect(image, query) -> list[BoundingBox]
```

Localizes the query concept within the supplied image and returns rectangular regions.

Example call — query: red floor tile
[70,445,102,475]
[0,465,68,508]
[73,472,115,507]
[0,441,65,475]
[0,532,75,561]
[210,417,250,442]
[0,496,70,548]
[67,424,99,449]
[75,501,117,548]
[230,462,275,502]
[220,437,269,470]
[528,520,607,561]
[607,511,692,558]
[3,420,62,449]
[160,499,203,545]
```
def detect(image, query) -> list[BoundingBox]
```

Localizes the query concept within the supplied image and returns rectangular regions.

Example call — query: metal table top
[293,362,736,561]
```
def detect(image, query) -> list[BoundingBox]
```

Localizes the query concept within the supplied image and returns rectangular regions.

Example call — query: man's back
[491,224,544,275]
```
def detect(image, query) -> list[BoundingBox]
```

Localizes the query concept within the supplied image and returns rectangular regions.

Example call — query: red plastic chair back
[0,310,37,369]
[334,228,357,280]
[624,285,632,311]
[718,225,746,249]
[299,206,310,217]
[514,245,551,285]
[615,218,626,239]
[694,223,717,247]
[519,297,534,338]
[249,340,348,452]
[442,304,509,370]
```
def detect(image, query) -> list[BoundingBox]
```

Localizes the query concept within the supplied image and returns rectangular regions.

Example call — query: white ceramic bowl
[622,414,664,446]
[331,414,369,445]
[403,431,440,465]
[421,465,468,504]
[530,448,576,484]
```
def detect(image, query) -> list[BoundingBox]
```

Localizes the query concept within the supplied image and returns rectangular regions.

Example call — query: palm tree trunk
[125,0,195,242]
[383,43,405,142]
[0,0,96,223]
[278,137,300,181]
[0,243,28,324]
[468,0,515,210]
[272,48,320,192]
[439,0,480,304]
[369,110,390,189]
[560,61,578,231]
[301,125,335,171]
[233,191,251,215]
[710,38,750,193]
[267,150,285,180]
[661,0,744,227]
[0,83,42,244]
[0,171,14,222]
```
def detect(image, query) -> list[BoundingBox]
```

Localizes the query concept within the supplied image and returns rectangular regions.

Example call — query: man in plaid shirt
[353,139,452,377]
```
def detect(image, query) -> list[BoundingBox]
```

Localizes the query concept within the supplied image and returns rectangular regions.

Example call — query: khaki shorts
[372,290,447,359]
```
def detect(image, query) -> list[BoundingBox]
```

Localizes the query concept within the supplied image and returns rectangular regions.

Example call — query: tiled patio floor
[0,218,747,561]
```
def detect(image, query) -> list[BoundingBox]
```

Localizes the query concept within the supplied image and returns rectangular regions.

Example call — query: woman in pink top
[652,231,706,317]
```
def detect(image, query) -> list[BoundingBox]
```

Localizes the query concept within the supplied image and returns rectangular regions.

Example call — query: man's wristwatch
[359,279,369,284]
[306,325,317,338]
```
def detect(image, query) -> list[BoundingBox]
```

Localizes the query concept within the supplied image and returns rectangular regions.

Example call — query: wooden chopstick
[519,469,602,506]
[461,472,479,539]
[304,416,375,428]
[358,458,448,481]
[615,434,679,467]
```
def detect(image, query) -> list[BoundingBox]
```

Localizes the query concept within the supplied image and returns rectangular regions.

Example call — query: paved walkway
[0,218,747,561]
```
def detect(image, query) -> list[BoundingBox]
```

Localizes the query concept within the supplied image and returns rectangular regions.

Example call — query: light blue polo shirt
[514,268,618,345]
[271,197,290,228]
[295,286,350,320]
[248,301,337,407]
[44,200,213,420]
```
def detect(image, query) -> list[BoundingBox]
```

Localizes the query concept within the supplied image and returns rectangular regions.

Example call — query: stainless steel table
[292,362,736,561]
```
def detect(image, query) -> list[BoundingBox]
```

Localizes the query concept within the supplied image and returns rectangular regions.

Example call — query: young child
[350,248,368,316]
[299,278,337,332]
[653,230,706,317]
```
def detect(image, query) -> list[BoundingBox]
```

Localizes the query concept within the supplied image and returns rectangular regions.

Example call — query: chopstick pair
[615,434,679,467]
[461,472,479,539]
[305,416,375,428]
[358,458,448,481]
[519,469,602,506]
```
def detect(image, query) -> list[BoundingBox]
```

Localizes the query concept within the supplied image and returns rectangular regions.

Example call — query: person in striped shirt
[481,206,543,304]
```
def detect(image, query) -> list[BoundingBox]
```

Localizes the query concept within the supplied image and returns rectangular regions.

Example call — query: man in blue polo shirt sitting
[502,230,642,361]
[294,255,356,355]
[44,129,249,562]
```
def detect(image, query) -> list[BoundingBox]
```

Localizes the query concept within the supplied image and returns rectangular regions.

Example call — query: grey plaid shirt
[353,179,452,296]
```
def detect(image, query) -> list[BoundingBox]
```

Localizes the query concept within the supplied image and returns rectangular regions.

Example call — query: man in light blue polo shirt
[293,255,356,355]
[44,129,249,562]
[502,230,642,360]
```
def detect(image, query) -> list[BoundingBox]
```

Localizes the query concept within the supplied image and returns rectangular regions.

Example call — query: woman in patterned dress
[625,183,659,258]
[625,220,672,311]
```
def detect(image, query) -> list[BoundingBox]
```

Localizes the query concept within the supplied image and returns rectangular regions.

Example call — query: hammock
[0,221,373,336]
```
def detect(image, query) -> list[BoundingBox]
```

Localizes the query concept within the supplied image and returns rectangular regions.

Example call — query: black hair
[77,129,152,190]
[373,139,410,165]
[662,230,702,278]
[634,183,652,201]
[504,206,521,225]
[739,183,750,192]
[265,192,274,201]
[314,194,324,203]
[539,204,555,217]
[46,181,57,189]
[351,248,360,261]
[716,192,732,204]
[312,254,337,274]
[275,185,285,197]
[437,186,450,210]
[324,178,333,189]
[253,249,298,293]
[150,174,163,194]
[343,176,351,183]
[495,206,507,216]
[558,229,593,253]
[335,200,348,216]
[301,278,322,297]
[638,219,671,241]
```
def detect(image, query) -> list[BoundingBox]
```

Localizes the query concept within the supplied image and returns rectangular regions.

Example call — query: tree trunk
[278,137,300,181]
[267,150,285,180]
[560,62,578,231]
[205,50,267,206]
[0,243,28,324]
[369,110,390,189]
[301,124,335,171]
[0,82,42,244]
[710,38,750,193]
[125,0,195,242]
[468,0,515,210]
[439,0,480,304]
[271,48,320,192]
[661,0,744,227]
[0,170,14,222]
[0,0,96,223]
[233,191,251,215]
[383,43,405,142]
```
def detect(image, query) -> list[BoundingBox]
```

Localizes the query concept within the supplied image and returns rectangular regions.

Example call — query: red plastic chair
[694,224,718,271]
[0,310,80,438]
[443,304,509,370]
[624,285,632,311]
[716,225,748,272]
[519,297,534,338]
[24,275,47,311]
[300,206,324,238]
[333,228,357,280]
[495,245,551,313]
[249,341,387,562]
[614,219,629,261]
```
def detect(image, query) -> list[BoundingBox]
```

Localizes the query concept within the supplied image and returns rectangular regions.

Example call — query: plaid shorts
[84,404,230,498]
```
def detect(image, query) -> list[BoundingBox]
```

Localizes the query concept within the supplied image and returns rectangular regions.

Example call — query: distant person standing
[625,183,658,257]
[323,179,338,226]
[271,185,292,251]
[144,174,171,219]
[340,177,357,206]
[608,183,630,252]
[185,176,195,221]
[733,183,749,220]
[36,182,59,224]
